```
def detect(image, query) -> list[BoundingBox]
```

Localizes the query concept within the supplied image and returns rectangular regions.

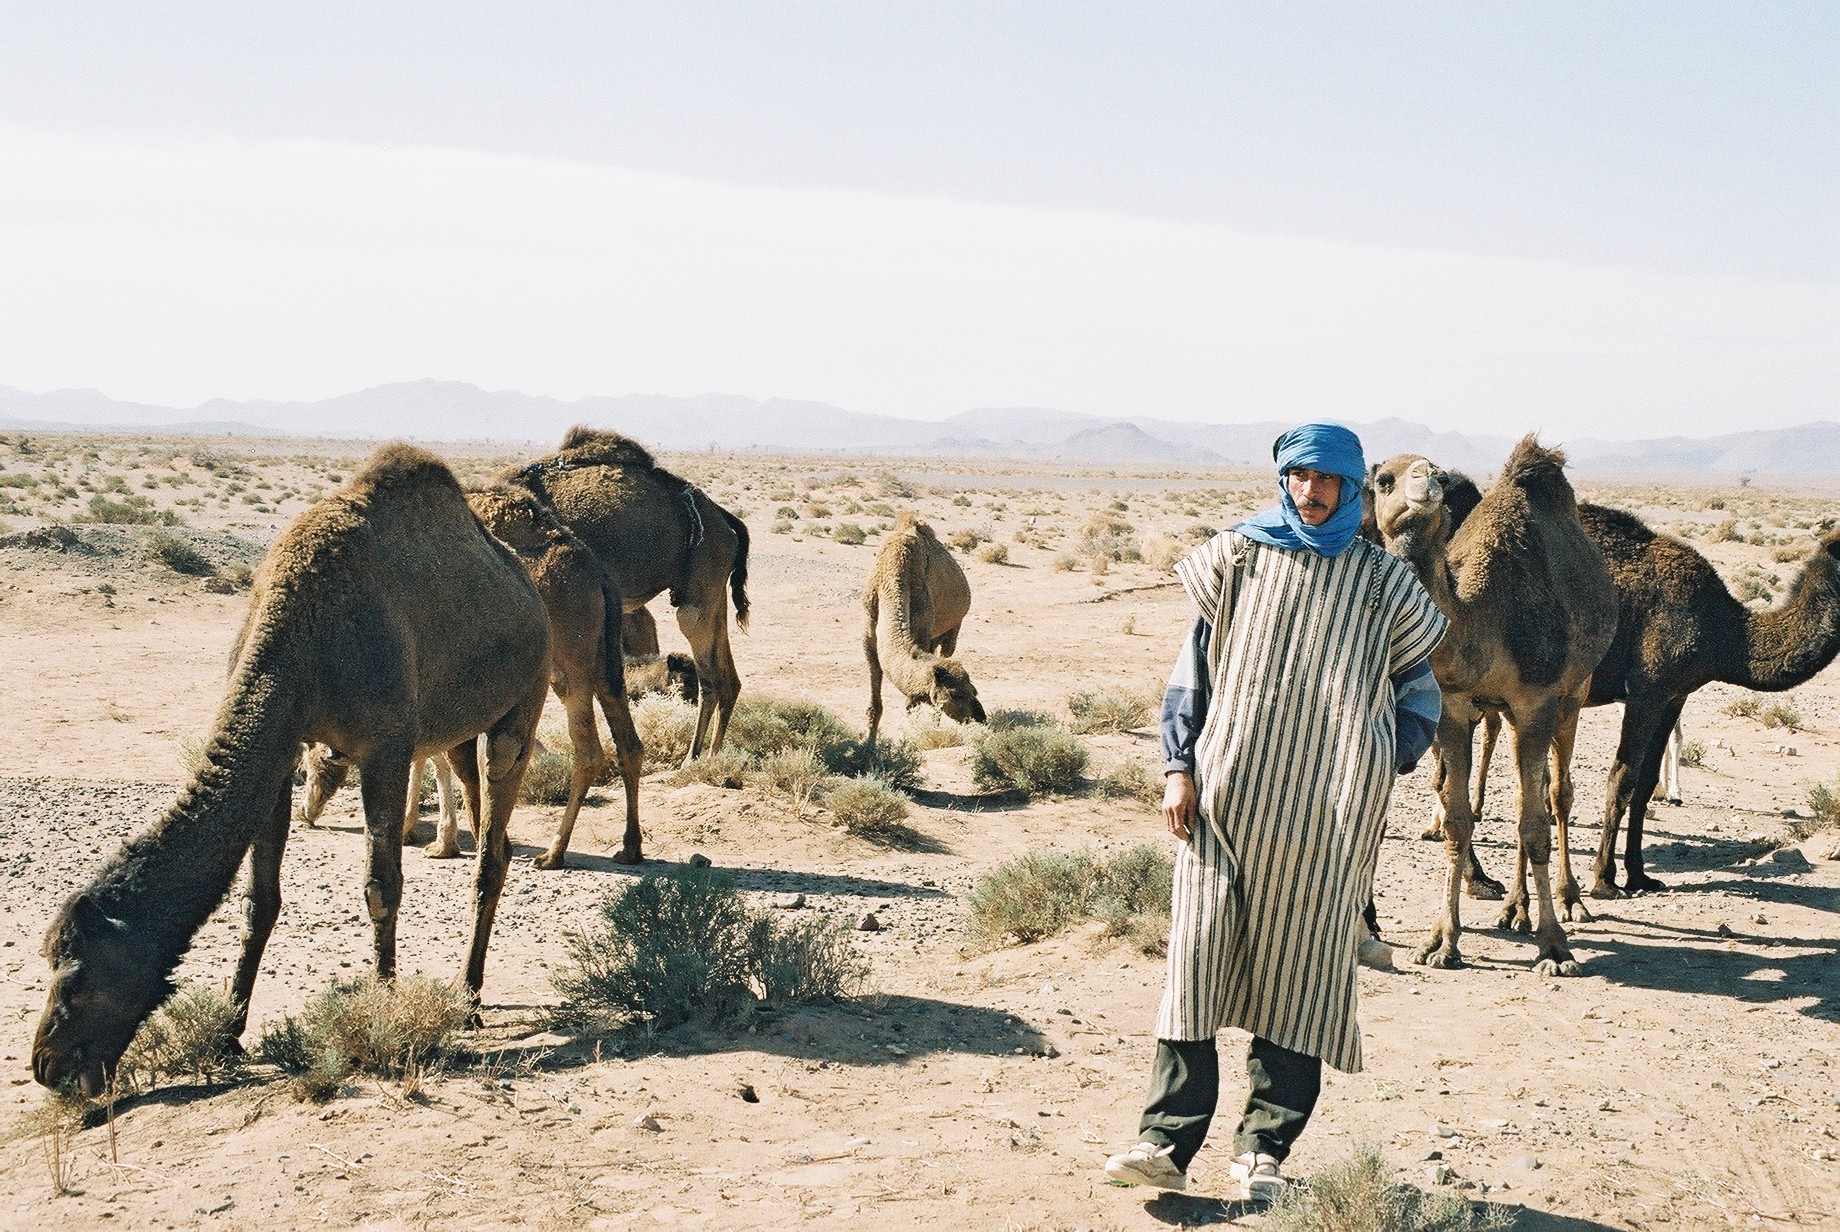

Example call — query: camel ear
[933,663,959,690]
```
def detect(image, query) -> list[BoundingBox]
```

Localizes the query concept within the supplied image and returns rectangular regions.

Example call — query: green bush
[823,776,913,844]
[669,745,752,789]
[821,737,924,793]
[832,522,867,545]
[756,745,827,813]
[85,492,179,525]
[138,527,212,574]
[117,983,245,1091]
[1092,759,1162,807]
[518,748,575,805]
[724,695,853,759]
[1067,688,1150,734]
[552,868,866,1031]
[964,844,1173,951]
[972,725,1089,794]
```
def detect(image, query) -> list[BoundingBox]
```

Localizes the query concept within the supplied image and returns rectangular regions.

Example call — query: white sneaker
[1229,1151,1285,1202]
[1104,1140,1187,1190]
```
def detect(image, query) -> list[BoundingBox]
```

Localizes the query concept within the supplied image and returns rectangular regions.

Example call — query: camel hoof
[1561,899,1594,924]
[1464,877,1507,902]
[1496,905,1532,934]
[1665,796,1681,806]
[610,847,643,866]
[1624,872,1666,894]
[423,842,462,859]
[1419,826,1443,841]
[1533,955,1582,978]
[533,851,566,871]
[1589,881,1621,901]
[1413,943,1463,970]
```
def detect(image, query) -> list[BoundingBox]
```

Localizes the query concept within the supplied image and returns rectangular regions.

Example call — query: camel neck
[1731,553,1840,689]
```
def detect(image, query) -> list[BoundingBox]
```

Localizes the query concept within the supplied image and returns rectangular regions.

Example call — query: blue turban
[1234,422,1367,557]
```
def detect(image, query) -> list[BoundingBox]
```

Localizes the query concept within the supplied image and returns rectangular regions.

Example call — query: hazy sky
[0,2,1834,439]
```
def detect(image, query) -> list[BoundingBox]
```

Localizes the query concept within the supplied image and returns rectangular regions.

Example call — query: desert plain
[0,431,1837,1231]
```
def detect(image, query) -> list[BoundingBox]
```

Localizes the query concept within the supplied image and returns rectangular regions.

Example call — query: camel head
[1368,454,1454,550]
[923,659,986,726]
[35,895,174,1096]
[664,652,700,705]
[297,743,350,825]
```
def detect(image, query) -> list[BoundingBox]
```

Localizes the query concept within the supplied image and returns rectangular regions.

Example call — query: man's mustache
[1297,498,1329,511]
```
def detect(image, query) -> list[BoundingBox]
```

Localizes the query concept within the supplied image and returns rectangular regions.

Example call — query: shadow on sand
[1139,1190,1623,1230]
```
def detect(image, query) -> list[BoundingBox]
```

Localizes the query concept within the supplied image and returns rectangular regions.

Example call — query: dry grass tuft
[822,737,924,792]
[256,974,473,1102]
[973,725,1089,795]
[632,694,699,769]
[1067,688,1150,734]
[117,983,245,1092]
[518,748,576,805]
[822,776,914,844]
[724,695,854,760]
[963,843,1171,951]
[137,527,212,574]
[976,541,1010,564]
[1263,1143,1513,1232]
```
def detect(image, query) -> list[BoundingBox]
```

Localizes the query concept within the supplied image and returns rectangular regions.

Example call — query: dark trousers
[1137,1036,1322,1172]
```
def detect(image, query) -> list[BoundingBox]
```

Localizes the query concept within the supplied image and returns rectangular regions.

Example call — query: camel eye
[1375,473,1393,492]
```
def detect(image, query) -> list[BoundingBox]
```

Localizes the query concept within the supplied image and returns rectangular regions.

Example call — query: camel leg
[864,597,885,746]
[596,687,646,865]
[1415,701,1479,970]
[227,775,292,1043]
[1548,699,1591,923]
[426,742,473,859]
[677,601,741,762]
[535,686,605,871]
[460,686,546,1001]
[1662,718,1683,804]
[1509,701,1579,976]
[1620,696,1686,895]
[1591,695,1675,897]
[1423,751,1446,840]
[401,757,426,846]
[358,749,414,980]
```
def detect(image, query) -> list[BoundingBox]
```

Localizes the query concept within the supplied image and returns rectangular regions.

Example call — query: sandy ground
[0,434,1837,1231]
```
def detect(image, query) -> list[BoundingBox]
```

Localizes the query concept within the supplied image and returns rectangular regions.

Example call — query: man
[1104,423,1446,1200]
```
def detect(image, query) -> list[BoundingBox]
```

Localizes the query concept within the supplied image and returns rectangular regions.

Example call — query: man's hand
[1162,771,1197,841]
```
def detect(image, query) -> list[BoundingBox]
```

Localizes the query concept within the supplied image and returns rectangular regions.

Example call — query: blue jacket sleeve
[1160,614,1211,775]
[1392,656,1441,773]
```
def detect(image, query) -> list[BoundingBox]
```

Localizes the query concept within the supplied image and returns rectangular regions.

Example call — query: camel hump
[347,443,465,501]
[556,425,657,471]
[1496,434,1571,498]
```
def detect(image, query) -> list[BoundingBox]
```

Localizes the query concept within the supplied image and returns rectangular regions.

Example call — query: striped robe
[1155,531,1447,1072]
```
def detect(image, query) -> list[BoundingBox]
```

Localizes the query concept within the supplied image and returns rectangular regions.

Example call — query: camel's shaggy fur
[863,514,986,745]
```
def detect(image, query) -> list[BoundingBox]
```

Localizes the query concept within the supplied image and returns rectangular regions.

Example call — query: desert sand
[1,433,1836,1231]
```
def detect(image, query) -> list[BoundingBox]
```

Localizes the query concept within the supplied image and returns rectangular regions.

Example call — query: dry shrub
[963,843,1170,950]
[833,522,867,545]
[947,528,983,552]
[1263,1143,1513,1232]
[821,737,924,792]
[1067,688,1150,734]
[1801,778,1840,839]
[985,708,1058,731]
[822,776,913,844]
[86,492,179,525]
[669,745,752,789]
[552,868,865,1031]
[1092,759,1163,807]
[1051,553,1079,572]
[1706,518,1739,543]
[117,983,245,1091]
[973,725,1089,795]
[1725,693,1762,720]
[16,1088,86,1195]
[257,974,472,1102]
[757,745,827,813]
[632,694,698,769]
[1760,698,1803,731]
[518,748,575,805]
[906,710,966,749]
[1140,532,1184,571]
[1677,738,1704,767]
[1078,511,1139,563]
[975,541,1009,564]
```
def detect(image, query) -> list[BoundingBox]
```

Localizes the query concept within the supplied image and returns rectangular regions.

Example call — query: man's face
[1285,467,1342,527]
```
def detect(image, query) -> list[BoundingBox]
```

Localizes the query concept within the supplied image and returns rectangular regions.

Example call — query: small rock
[846,1135,871,1147]
[1769,848,1812,870]
[1433,1123,1458,1138]
[1039,1043,1060,1059]
[688,853,712,868]
[857,912,881,932]
[1423,1148,1444,1161]
[1427,1162,1454,1185]
[774,893,806,909]
[1041,982,1056,994]
[635,1114,663,1132]
[1480,1118,1510,1130]
[737,1084,759,1102]
[1512,1155,1542,1171]
[1717,923,1735,937]
[1357,938,1396,972]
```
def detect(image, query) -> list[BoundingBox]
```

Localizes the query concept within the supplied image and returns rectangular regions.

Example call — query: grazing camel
[863,514,987,745]
[297,485,653,869]
[621,604,699,703]
[510,427,748,763]
[297,743,460,845]
[1369,436,1617,976]
[34,446,550,1095]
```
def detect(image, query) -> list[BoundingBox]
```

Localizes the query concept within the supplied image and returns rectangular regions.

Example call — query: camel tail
[719,506,751,631]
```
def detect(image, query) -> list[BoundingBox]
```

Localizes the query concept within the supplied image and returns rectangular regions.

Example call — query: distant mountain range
[1,380,1835,476]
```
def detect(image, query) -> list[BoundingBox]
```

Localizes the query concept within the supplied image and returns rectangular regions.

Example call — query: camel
[296,485,652,869]
[620,604,699,703]
[1387,473,1840,904]
[509,427,748,763]
[34,445,551,1096]
[863,513,986,745]
[1369,436,1617,976]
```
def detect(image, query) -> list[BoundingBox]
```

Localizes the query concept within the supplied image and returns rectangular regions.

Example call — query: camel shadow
[1579,925,1840,1023]
[512,853,958,904]
[502,994,1048,1070]
[909,786,1031,813]
[1138,1191,1616,1230]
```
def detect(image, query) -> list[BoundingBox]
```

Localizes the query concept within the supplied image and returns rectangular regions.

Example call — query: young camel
[510,427,748,763]
[34,446,550,1096]
[863,514,987,746]
[1369,437,1617,976]
[302,485,651,868]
